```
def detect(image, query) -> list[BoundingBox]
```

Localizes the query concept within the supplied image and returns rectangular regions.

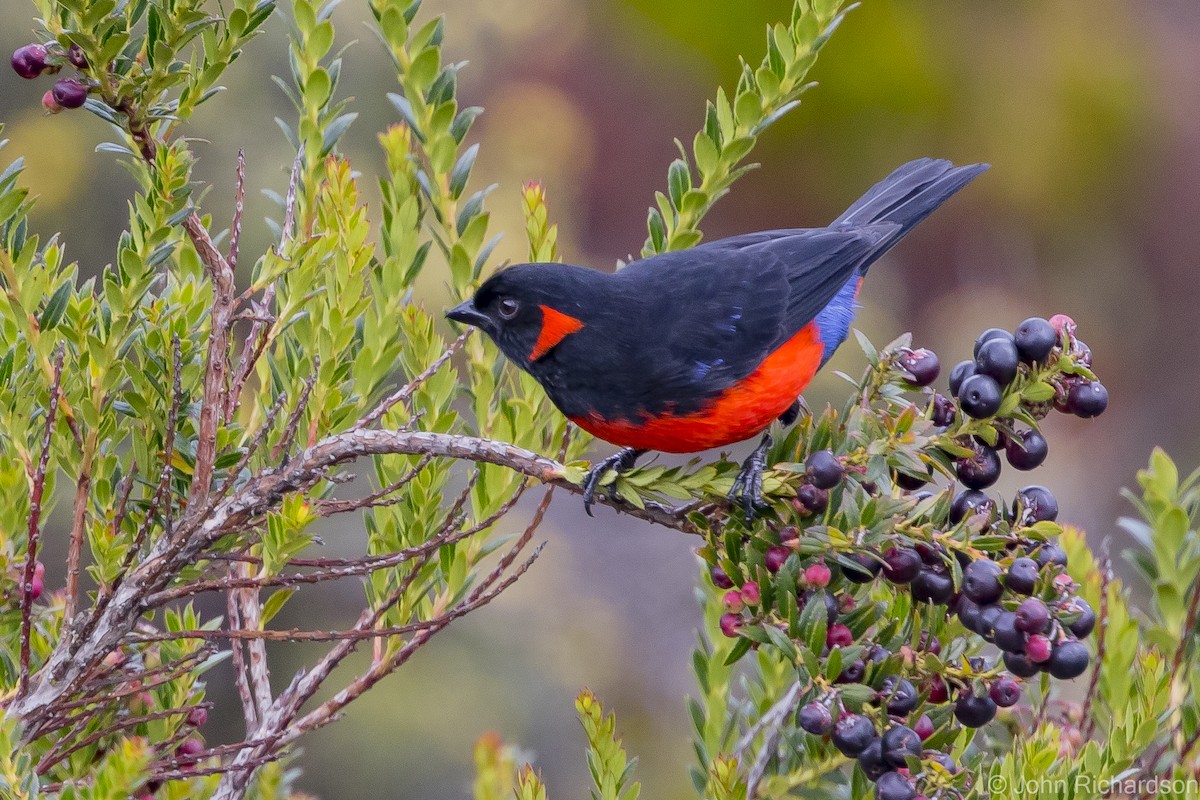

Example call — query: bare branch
[311,454,432,516]
[355,330,472,430]
[229,148,246,271]
[228,571,259,731]
[272,362,317,462]
[63,470,90,625]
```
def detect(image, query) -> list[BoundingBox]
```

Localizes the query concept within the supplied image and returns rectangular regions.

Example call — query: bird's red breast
[569,322,825,453]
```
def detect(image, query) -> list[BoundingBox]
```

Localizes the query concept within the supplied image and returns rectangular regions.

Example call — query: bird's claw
[581,448,644,516]
[728,433,773,525]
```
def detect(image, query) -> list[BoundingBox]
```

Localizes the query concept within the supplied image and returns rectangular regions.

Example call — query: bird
[446,158,988,521]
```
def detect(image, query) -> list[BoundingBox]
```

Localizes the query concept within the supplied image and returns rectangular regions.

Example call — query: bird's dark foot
[729,433,773,525]
[582,448,644,516]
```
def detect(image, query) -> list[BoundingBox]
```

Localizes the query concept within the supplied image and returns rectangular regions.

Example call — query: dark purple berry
[837,659,866,684]
[880,725,922,768]
[875,771,917,800]
[175,737,204,765]
[832,714,876,757]
[807,449,844,489]
[949,360,976,396]
[1048,641,1090,679]
[1016,485,1059,524]
[858,738,889,780]
[1006,557,1040,595]
[1066,381,1107,418]
[1032,543,1068,569]
[882,547,921,584]
[975,337,1020,386]
[1014,317,1057,363]
[894,467,931,491]
[797,702,833,735]
[953,692,997,727]
[989,676,1022,707]
[957,374,1002,419]
[899,348,940,387]
[765,546,789,573]
[974,327,1014,358]
[956,443,1002,490]
[1005,429,1048,470]
[844,551,882,584]
[911,569,954,604]
[926,675,948,703]
[991,611,1027,653]
[797,483,829,514]
[1003,649,1041,678]
[1015,597,1051,634]
[977,603,1004,642]
[802,590,839,626]
[913,714,934,740]
[962,559,1004,604]
[67,43,88,69]
[51,78,88,109]
[931,393,956,427]
[710,566,734,590]
[931,753,959,773]
[949,489,995,524]
[11,44,47,79]
[879,677,919,716]
[955,595,983,633]
[1065,598,1096,638]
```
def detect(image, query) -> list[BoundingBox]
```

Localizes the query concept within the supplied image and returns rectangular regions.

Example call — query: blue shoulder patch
[813,277,861,366]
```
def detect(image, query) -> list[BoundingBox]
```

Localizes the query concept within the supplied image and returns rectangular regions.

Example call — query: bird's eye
[497,297,520,320]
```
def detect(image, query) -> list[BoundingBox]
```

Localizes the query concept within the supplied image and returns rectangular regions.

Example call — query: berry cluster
[11,41,91,113]
[703,315,1106,798]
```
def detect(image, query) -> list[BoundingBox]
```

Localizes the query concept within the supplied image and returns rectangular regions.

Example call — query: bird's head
[446,262,600,367]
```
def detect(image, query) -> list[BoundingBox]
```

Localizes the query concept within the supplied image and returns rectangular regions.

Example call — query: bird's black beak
[446,299,491,330]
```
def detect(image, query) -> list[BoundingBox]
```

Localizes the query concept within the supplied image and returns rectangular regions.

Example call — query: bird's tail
[833,158,988,272]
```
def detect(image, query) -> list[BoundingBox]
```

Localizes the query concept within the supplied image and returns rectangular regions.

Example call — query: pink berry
[1048,314,1076,336]
[913,714,934,740]
[739,581,761,606]
[719,612,742,638]
[42,90,62,114]
[764,545,789,573]
[186,706,208,727]
[175,737,204,765]
[804,562,832,588]
[29,575,44,601]
[722,590,744,613]
[826,623,853,648]
[1026,634,1053,663]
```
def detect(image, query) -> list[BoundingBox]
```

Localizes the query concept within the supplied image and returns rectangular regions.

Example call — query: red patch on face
[530,305,585,361]
[569,322,825,453]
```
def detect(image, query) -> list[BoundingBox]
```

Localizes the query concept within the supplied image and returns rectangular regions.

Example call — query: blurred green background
[4,0,1199,796]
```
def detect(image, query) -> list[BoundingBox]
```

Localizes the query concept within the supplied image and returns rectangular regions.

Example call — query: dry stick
[1080,550,1113,742]
[312,453,433,516]
[228,571,258,731]
[36,704,199,775]
[272,363,317,463]
[238,565,274,727]
[355,330,472,430]
[229,149,246,272]
[63,465,91,627]
[216,389,290,501]
[18,347,64,699]
[48,647,215,716]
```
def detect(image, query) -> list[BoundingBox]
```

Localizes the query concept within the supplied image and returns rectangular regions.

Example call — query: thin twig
[272,362,317,463]
[229,148,246,271]
[312,454,433,516]
[355,331,471,430]
[63,468,91,624]
[1080,548,1112,741]
[18,347,64,698]
[228,569,258,731]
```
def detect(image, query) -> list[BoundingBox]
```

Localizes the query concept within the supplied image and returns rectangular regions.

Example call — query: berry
[957,374,1002,419]
[953,692,997,727]
[991,612,1027,653]
[962,559,1004,604]
[899,348,940,387]
[913,714,934,740]
[916,541,943,565]
[865,643,890,664]
[710,566,734,590]
[827,623,854,648]
[779,526,799,543]
[977,603,1004,641]
[797,702,833,735]
[722,590,744,613]
[880,677,919,716]
[882,547,921,584]
[975,337,1020,386]
[875,771,917,800]
[51,78,89,109]
[797,483,829,514]
[765,546,790,573]
[186,706,208,727]
[175,737,204,765]
[719,613,742,638]
[858,738,890,780]
[832,714,876,757]
[740,581,761,606]
[948,360,976,396]
[837,659,866,684]
[1016,485,1059,524]
[41,90,62,114]
[930,393,956,427]
[1066,381,1108,417]
[844,551,882,584]
[926,675,949,703]
[1014,597,1051,634]
[950,489,995,525]
[989,677,1022,708]
[11,44,47,79]
[1006,557,1040,595]
[1065,598,1096,638]
[881,725,922,768]
[29,575,44,601]
[973,327,1014,359]
[806,450,844,489]
[1048,641,1090,679]
[894,467,931,491]
[911,569,954,604]
[1003,649,1041,678]
[955,595,983,632]
[1073,339,1093,367]
[1026,634,1053,663]
[1049,314,1076,336]
[1005,429,1048,470]
[1032,543,1068,569]
[918,631,941,655]
[1014,317,1057,363]
[804,562,832,589]
[67,43,88,69]
[955,442,1002,490]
